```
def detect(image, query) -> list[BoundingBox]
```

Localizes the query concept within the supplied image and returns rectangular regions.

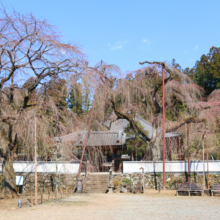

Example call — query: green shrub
[122,178,133,185]
[113,180,119,189]
[156,173,162,178]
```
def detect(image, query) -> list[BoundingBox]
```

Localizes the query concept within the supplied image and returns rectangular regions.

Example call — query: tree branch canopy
[166,117,205,133]
[0,10,83,109]
[110,99,151,142]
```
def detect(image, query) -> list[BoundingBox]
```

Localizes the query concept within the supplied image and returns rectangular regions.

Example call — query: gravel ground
[0,192,220,220]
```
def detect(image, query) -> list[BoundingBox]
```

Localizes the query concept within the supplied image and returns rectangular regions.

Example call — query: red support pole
[34,114,38,205]
[162,64,166,189]
[187,123,190,182]
[77,75,102,177]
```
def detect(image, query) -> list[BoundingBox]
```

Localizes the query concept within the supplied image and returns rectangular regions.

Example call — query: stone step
[86,187,108,191]
[88,174,109,177]
[87,181,108,183]
[87,180,109,183]
[85,174,110,193]
[85,190,107,192]
[87,178,109,180]
[87,177,109,180]
[86,189,107,191]
[86,183,108,186]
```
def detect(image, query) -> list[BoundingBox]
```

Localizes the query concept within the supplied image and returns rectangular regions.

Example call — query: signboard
[16,176,23,185]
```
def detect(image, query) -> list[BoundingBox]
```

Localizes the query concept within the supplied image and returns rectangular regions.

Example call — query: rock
[133,180,139,185]
[120,186,127,193]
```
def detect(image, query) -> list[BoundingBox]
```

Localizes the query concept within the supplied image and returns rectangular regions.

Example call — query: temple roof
[54,114,180,147]
[104,114,180,138]
[55,130,126,147]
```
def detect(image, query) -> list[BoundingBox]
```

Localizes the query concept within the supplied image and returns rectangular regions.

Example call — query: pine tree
[188,47,220,95]
[68,84,83,114]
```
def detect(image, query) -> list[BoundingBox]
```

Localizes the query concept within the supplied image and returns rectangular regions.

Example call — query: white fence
[0,162,79,174]
[123,161,220,174]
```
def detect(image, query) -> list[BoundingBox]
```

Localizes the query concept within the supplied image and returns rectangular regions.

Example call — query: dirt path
[0,192,220,220]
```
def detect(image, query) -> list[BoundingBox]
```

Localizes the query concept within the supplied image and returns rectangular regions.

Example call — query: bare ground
[0,190,220,220]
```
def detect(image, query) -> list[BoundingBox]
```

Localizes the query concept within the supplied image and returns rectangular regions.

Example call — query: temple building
[54,114,182,172]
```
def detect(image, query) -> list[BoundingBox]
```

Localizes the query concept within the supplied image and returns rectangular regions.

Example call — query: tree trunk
[151,136,162,161]
[2,156,18,198]
[0,125,18,198]
[151,116,162,161]
[131,150,134,161]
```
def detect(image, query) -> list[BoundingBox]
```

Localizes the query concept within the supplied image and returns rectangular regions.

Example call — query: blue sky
[2,0,220,73]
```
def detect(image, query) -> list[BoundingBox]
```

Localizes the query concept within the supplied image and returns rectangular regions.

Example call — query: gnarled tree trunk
[2,156,17,198]
[0,125,18,198]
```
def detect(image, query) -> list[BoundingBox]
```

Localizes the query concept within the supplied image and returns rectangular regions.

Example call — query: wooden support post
[31,191,33,207]
[139,167,145,194]
[187,123,190,183]
[1,188,5,200]
[176,191,178,196]
[178,134,181,161]
[55,189,57,200]
[112,150,115,172]
[207,142,209,189]
[188,191,190,196]
[66,186,68,197]
[48,187,50,202]
[61,186,63,199]
[41,189,43,204]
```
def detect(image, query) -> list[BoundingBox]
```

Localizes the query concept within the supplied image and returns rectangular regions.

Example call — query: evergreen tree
[188,47,220,95]
[68,84,83,114]
[42,76,68,109]
[82,87,92,113]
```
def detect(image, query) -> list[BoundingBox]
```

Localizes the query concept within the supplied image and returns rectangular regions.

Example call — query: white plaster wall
[0,162,79,174]
[123,161,220,174]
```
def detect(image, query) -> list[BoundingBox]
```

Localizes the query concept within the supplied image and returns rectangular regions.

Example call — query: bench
[210,184,220,196]
[176,182,204,196]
